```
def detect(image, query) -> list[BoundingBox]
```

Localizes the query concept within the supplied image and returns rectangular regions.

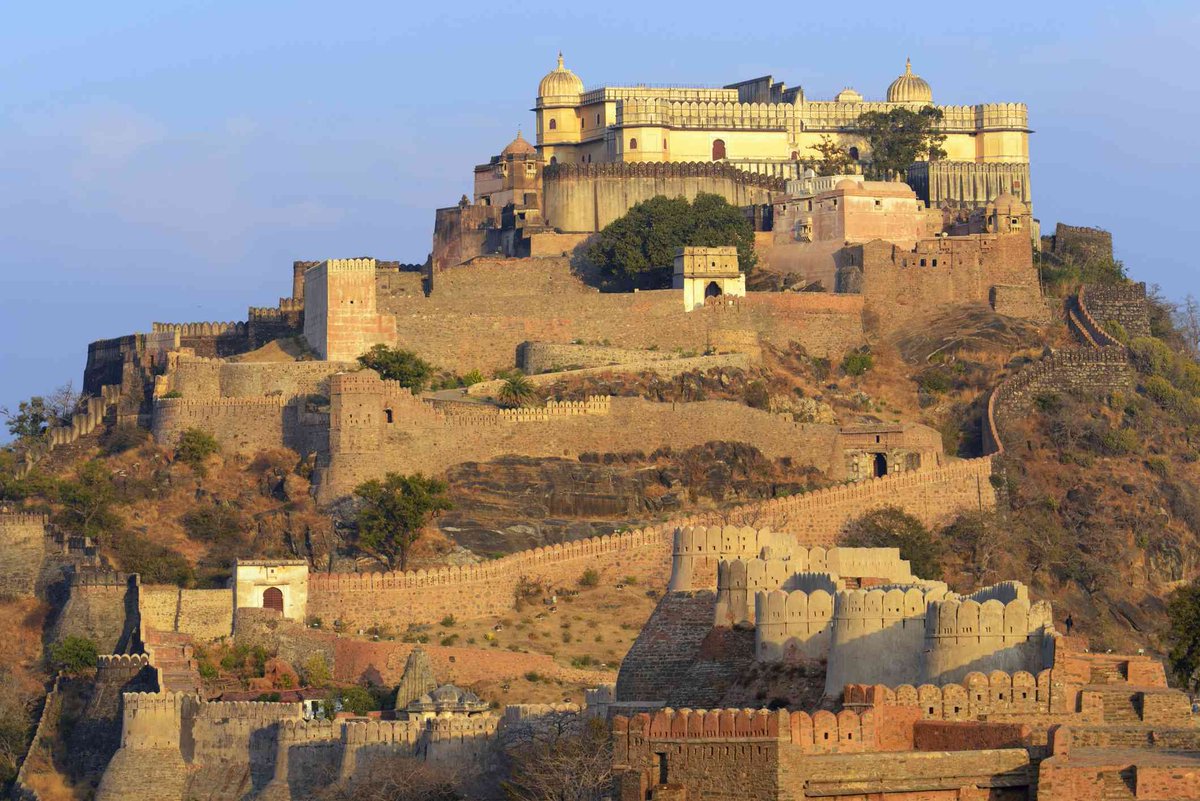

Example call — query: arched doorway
[704,281,723,299]
[262,587,284,613]
[849,146,860,161]
[712,139,726,160]
[873,453,888,478]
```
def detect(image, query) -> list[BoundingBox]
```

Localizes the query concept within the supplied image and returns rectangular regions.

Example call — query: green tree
[498,375,538,409]
[585,193,757,282]
[856,107,947,179]
[357,344,436,391]
[811,134,854,176]
[1168,580,1200,691]
[354,473,452,571]
[175,428,220,475]
[843,506,944,579]
[331,685,377,716]
[54,461,121,539]
[48,636,98,674]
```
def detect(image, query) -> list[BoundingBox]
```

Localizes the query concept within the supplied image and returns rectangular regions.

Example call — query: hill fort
[7,55,1197,801]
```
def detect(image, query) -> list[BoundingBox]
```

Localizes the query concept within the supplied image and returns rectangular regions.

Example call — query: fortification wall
[377,258,863,375]
[755,588,835,661]
[470,351,753,397]
[151,320,249,358]
[52,570,141,654]
[157,355,352,402]
[984,348,1133,454]
[680,457,997,541]
[140,585,233,641]
[151,396,296,455]
[850,233,1038,330]
[922,597,1052,685]
[320,394,844,501]
[542,161,783,233]
[308,527,672,628]
[1081,282,1151,340]
[0,513,47,597]
[1042,223,1113,264]
[94,692,194,801]
[844,669,1054,723]
[823,587,944,692]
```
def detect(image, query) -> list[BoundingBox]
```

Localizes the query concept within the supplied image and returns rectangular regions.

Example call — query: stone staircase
[1089,662,1126,685]
[144,627,203,694]
[1096,690,1143,725]
[1100,768,1137,801]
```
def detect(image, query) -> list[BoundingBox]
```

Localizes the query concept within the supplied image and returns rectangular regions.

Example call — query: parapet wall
[308,527,672,628]
[922,597,1053,685]
[1080,282,1151,340]
[543,161,783,233]
[139,585,233,642]
[680,456,997,540]
[155,354,353,402]
[845,669,1053,722]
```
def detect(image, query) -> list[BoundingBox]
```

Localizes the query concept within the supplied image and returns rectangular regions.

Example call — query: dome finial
[905,57,912,75]
[557,52,564,69]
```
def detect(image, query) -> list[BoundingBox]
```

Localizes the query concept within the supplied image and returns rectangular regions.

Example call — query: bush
[301,654,332,688]
[49,636,98,674]
[916,369,953,395]
[333,685,376,716]
[744,380,770,410]
[440,614,457,628]
[578,569,600,588]
[100,423,149,456]
[460,369,485,386]
[843,507,943,579]
[182,505,246,547]
[112,530,194,586]
[357,344,435,391]
[175,429,219,474]
[1099,427,1140,456]
[161,390,183,399]
[841,351,874,377]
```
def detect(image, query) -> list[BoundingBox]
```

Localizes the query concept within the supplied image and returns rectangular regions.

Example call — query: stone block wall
[1042,223,1114,264]
[542,161,783,234]
[152,396,291,454]
[155,354,353,402]
[151,321,249,358]
[139,585,233,641]
[52,570,141,654]
[519,342,684,374]
[308,527,672,629]
[984,348,1133,454]
[303,259,397,362]
[0,513,47,597]
[1081,282,1151,339]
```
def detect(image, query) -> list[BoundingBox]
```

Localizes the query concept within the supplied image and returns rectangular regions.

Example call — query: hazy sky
[2,1,1197,425]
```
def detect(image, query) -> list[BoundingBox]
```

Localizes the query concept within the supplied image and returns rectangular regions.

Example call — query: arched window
[549,156,557,165]
[629,138,637,150]
[705,281,722,299]
[712,139,726,160]
[263,587,284,613]
[548,118,557,130]
[596,113,601,125]
[790,150,799,160]
[873,453,888,478]
[849,146,860,161]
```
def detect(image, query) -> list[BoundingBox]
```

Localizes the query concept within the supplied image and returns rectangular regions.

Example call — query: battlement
[0,512,48,527]
[120,691,196,749]
[72,569,136,588]
[754,588,835,661]
[152,321,247,337]
[279,718,339,744]
[197,700,304,724]
[543,159,786,190]
[323,257,377,273]
[97,654,153,670]
[925,597,1048,640]
[844,668,1052,721]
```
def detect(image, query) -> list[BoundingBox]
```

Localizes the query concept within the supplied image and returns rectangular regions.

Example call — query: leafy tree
[1168,580,1200,691]
[811,134,855,176]
[856,107,947,179]
[585,192,756,282]
[111,530,194,586]
[354,472,452,571]
[175,428,220,475]
[331,685,376,716]
[54,461,121,539]
[843,506,944,579]
[182,504,246,548]
[49,636,98,674]
[498,375,538,409]
[358,344,436,391]
[841,351,874,377]
[2,397,53,441]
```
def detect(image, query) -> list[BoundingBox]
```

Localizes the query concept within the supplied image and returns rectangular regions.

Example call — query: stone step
[1101,769,1136,801]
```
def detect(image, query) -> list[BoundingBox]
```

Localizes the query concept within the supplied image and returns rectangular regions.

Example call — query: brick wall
[1043,223,1114,264]
[1081,283,1152,340]
[158,354,353,401]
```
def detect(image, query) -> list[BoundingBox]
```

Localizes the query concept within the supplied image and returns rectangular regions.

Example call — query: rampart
[0,513,48,597]
[678,456,997,539]
[154,354,353,402]
[1080,282,1151,340]
[151,396,293,454]
[308,526,673,628]
[139,585,233,642]
[543,161,783,233]
[52,569,141,654]
[983,347,1133,454]
[1041,223,1113,264]
[151,320,249,357]
[17,384,123,478]
[378,257,863,375]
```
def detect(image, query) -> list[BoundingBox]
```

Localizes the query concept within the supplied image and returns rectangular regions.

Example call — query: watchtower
[672,246,745,311]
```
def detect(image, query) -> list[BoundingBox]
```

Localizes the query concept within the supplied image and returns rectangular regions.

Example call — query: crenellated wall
[922,596,1053,685]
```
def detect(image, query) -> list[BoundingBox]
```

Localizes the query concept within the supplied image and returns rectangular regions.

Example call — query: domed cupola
[538,52,585,102]
[502,130,536,157]
[887,58,933,104]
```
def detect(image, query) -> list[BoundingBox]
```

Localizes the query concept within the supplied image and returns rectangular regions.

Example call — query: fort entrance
[262,587,283,612]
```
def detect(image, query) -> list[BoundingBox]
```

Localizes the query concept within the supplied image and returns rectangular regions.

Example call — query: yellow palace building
[533,55,1031,209]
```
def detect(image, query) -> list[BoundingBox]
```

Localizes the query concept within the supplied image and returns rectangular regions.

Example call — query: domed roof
[835,179,859,190]
[834,87,863,103]
[990,192,1027,214]
[538,52,584,99]
[887,59,933,104]
[502,130,536,157]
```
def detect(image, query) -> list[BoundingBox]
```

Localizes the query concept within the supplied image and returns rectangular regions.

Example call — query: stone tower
[393,647,438,710]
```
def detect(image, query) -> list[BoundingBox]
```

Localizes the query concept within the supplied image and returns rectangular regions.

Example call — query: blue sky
[1,1,1197,425]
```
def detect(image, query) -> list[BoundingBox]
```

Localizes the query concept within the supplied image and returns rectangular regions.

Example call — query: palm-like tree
[498,375,538,408]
